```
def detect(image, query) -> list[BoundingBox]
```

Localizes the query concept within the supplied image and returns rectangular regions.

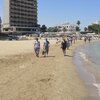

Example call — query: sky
[0,0,100,30]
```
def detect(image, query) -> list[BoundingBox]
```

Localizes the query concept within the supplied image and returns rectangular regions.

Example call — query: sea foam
[93,83,100,96]
[79,52,89,62]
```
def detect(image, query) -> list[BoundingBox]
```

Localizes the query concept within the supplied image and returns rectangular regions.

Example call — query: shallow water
[73,41,100,100]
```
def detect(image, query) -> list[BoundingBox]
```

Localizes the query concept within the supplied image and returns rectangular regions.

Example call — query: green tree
[84,27,88,32]
[53,27,59,32]
[47,27,57,32]
[77,20,80,26]
[76,26,80,31]
[88,24,100,34]
[47,27,53,32]
[76,20,81,32]
[63,27,67,33]
[88,26,93,32]
[47,27,61,32]
[40,25,47,33]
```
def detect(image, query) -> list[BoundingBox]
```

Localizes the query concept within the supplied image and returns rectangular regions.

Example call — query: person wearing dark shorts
[61,39,67,56]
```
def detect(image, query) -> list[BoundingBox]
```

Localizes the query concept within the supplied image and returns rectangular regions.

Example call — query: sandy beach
[0,39,88,100]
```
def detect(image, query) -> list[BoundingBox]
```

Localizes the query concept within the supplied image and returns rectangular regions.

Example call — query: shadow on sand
[40,56,55,58]
[64,55,73,57]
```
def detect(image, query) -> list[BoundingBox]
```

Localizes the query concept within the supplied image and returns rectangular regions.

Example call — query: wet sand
[0,39,88,100]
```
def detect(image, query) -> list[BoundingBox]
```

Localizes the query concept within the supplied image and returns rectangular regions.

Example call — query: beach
[0,39,88,100]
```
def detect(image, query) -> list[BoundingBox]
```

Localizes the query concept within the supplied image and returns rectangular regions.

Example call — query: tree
[88,25,93,32]
[76,26,80,32]
[47,27,57,32]
[63,27,67,33]
[84,27,88,32]
[77,20,80,26]
[76,20,81,32]
[47,26,61,32]
[88,24,100,34]
[40,25,47,33]
[47,27,53,32]
[53,27,59,32]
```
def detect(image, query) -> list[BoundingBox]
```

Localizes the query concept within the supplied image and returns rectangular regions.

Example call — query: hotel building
[2,0,38,33]
[0,17,2,32]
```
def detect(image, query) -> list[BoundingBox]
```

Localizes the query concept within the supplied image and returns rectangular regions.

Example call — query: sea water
[73,41,100,100]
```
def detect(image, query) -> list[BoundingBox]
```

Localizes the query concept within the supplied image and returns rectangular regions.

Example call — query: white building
[57,23,76,34]
[92,21,100,25]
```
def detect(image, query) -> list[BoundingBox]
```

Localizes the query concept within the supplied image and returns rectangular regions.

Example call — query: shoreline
[0,39,88,100]
[73,41,100,100]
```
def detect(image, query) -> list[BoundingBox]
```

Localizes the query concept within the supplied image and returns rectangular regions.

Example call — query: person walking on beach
[84,36,87,44]
[66,37,70,50]
[61,39,67,56]
[88,36,91,43]
[70,36,73,45]
[73,36,76,44]
[34,38,40,57]
[42,38,50,57]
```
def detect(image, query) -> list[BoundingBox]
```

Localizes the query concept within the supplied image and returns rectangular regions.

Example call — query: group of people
[34,36,77,57]
[84,36,92,44]
[34,38,50,57]
[33,35,95,57]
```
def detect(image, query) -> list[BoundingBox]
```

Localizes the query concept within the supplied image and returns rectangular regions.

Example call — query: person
[88,36,91,43]
[66,37,70,50]
[84,36,87,44]
[56,38,59,44]
[73,36,76,44]
[34,38,40,57]
[61,39,67,56]
[42,42,46,57]
[43,38,50,57]
[70,36,73,45]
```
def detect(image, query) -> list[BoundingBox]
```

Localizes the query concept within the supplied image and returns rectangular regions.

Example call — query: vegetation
[62,27,67,32]
[40,25,47,33]
[47,27,57,32]
[76,26,80,31]
[88,24,100,34]
[47,27,60,32]
[76,20,81,32]
[77,20,80,26]
[84,27,88,32]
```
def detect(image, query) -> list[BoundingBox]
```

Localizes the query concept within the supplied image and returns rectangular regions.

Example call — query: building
[92,21,100,25]
[2,0,38,34]
[0,17,1,32]
[57,23,76,34]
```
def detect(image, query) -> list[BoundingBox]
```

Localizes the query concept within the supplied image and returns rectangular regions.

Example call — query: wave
[74,45,100,97]
[79,52,89,62]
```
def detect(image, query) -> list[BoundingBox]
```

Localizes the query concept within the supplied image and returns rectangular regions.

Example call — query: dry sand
[0,39,88,100]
